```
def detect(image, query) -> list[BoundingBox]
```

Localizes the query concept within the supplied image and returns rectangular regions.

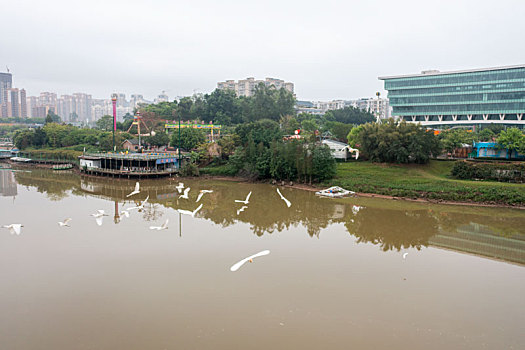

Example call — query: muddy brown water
[1,168,524,349]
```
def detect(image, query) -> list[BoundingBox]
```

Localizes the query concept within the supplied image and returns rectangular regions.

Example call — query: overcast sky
[2,0,524,101]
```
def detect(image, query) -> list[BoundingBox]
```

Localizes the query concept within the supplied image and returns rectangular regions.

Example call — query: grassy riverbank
[329,160,525,206]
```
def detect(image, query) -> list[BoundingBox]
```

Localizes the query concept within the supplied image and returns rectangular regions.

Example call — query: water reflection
[11,167,525,265]
[0,168,17,197]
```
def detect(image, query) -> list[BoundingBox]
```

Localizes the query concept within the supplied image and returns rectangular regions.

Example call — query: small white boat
[10,156,31,162]
[315,186,355,198]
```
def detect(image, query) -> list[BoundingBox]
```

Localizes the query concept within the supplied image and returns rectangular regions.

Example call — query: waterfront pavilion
[79,152,180,178]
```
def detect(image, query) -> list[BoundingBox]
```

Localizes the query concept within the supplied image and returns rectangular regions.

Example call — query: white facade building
[217,77,294,97]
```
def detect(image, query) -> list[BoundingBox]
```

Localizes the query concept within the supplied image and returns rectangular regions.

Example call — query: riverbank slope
[329,160,525,206]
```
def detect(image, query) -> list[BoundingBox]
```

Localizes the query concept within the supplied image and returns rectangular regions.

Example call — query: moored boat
[315,186,355,198]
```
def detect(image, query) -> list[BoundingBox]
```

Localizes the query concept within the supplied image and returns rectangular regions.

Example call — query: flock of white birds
[2,181,401,270]
[1,181,297,271]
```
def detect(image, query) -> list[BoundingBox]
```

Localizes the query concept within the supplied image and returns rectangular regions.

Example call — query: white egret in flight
[403,252,408,259]
[177,203,203,217]
[126,182,140,197]
[235,191,252,204]
[150,219,169,230]
[58,218,72,227]
[179,187,191,199]
[196,189,213,202]
[236,205,248,215]
[2,224,23,235]
[91,210,108,226]
[352,205,363,215]
[276,188,291,207]
[230,250,270,272]
[128,195,149,211]
[176,182,185,193]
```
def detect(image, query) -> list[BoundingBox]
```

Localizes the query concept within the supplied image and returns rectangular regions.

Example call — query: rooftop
[378,64,525,80]
[81,152,178,160]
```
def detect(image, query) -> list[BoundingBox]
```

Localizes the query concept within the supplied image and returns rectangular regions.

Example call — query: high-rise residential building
[154,91,169,103]
[217,77,294,97]
[27,96,38,118]
[73,93,92,121]
[130,94,147,108]
[8,88,20,118]
[39,92,57,111]
[379,64,525,127]
[20,89,27,118]
[31,106,54,118]
[345,98,390,121]
[0,72,12,118]
[314,100,346,112]
[57,95,74,121]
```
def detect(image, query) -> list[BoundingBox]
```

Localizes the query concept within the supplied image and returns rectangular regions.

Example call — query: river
[1,167,524,349]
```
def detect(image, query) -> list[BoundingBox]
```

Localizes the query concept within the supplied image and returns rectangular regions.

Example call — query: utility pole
[178,112,181,168]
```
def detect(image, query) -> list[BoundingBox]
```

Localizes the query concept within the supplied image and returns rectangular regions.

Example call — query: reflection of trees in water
[11,169,525,253]
[345,208,439,251]
[433,210,525,237]
[140,203,163,222]
[14,169,77,201]
[169,186,339,237]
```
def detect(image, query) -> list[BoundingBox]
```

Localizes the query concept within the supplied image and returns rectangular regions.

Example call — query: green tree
[347,125,365,147]
[145,131,170,147]
[177,97,194,121]
[478,128,496,142]
[170,128,206,150]
[95,115,114,131]
[441,129,475,153]
[357,120,441,164]
[324,107,375,125]
[312,145,336,181]
[497,127,525,157]
[13,129,35,149]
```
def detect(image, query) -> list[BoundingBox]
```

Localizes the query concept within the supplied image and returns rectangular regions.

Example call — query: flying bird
[276,188,291,207]
[179,187,191,199]
[58,218,72,227]
[126,182,140,197]
[2,224,23,235]
[196,189,213,202]
[177,203,203,217]
[128,195,149,211]
[235,191,252,204]
[150,219,169,230]
[176,182,185,193]
[91,210,108,218]
[403,252,408,259]
[349,147,359,160]
[352,205,363,215]
[230,250,270,272]
[236,205,248,215]
[91,210,108,226]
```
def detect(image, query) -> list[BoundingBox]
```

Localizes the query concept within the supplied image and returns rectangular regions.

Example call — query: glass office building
[379,65,525,128]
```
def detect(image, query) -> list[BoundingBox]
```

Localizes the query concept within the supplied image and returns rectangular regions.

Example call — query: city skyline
[2,0,524,101]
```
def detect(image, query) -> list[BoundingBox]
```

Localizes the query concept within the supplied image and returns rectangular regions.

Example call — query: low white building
[322,139,358,160]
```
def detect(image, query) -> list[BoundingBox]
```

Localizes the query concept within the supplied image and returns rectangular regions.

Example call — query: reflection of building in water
[429,223,525,265]
[0,170,17,197]
[331,204,346,219]
[80,177,176,200]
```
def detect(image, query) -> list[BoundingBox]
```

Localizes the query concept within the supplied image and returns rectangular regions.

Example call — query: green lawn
[328,160,525,206]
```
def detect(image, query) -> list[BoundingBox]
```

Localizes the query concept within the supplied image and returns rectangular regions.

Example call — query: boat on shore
[315,186,355,198]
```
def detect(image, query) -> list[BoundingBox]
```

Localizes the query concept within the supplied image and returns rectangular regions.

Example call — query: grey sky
[2,0,524,101]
